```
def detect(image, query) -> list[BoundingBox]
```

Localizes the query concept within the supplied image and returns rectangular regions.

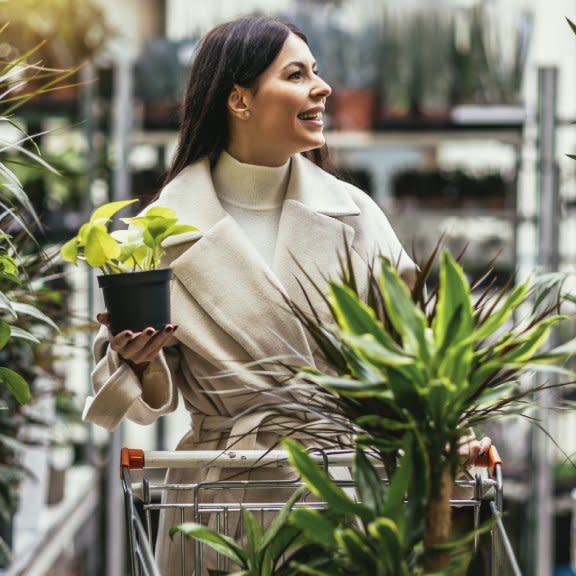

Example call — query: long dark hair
[163,16,328,186]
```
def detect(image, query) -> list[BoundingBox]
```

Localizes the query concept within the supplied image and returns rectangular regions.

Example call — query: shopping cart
[120,445,521,576]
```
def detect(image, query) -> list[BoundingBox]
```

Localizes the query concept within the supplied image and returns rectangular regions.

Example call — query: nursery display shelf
[0,465,99,576]
[130,127,524,148]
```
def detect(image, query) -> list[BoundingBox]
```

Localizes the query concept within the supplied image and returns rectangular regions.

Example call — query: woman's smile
[297,107,325,128]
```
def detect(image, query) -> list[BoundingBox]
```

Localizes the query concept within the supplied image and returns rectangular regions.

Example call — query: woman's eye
[288,71,302,80]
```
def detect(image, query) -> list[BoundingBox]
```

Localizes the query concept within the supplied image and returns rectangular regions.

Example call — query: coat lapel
[154,155,361,365]
[273,155,360,320]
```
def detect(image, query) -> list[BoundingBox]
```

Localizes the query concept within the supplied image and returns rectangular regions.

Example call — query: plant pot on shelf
[98,268,173,335]
[331,87,377,131]
[46,445,74,506]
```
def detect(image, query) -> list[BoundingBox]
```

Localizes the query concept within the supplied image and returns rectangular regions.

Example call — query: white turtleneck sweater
[212,150,290,267]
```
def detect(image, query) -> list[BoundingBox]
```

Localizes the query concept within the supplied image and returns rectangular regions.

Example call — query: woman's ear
[227,85,252,120]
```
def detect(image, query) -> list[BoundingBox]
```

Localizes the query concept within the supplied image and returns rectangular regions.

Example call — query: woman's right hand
[97,312,178,372]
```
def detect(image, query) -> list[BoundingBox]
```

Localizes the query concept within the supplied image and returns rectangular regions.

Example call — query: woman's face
[233,33,332,165]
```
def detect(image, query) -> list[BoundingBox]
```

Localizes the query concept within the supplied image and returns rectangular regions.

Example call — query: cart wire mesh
[120,446,521,576]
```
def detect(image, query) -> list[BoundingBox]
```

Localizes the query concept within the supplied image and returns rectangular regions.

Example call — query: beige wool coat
[83,153,415,574]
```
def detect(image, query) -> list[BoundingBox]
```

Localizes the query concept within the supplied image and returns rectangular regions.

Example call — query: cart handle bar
[121,445,502,474]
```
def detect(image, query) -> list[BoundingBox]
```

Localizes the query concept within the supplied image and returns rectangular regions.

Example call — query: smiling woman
[226,33,332,166]
[84,16,417,576]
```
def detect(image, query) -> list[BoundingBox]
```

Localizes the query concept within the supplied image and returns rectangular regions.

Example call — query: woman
[84,16,490,574]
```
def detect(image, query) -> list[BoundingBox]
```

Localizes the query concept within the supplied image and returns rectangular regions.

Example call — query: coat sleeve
[82,325,180,431]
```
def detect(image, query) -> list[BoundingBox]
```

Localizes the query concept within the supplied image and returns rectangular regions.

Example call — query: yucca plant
[263,247,576,572]
[171,436,473,576]
[171,439,427,576]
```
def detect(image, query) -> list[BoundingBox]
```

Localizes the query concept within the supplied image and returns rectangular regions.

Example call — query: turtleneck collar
[212,150,291,210]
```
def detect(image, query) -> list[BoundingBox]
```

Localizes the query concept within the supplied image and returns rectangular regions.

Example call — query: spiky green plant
[256,246,576,571]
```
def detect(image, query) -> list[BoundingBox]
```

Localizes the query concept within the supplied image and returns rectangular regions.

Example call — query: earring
[243,110,251,119]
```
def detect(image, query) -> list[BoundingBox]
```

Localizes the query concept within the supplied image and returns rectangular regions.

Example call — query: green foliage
[285,438,429,576]
[60,201,198,274]
[270,246,576,571]
[171,436,472,575]
[0,0,115,69]
[171,487,317,576]
[0,34,73,565]
[293,251,575,490]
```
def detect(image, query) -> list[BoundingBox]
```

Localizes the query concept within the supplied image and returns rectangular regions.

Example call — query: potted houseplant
[60,199,198,334]
[316,16,379,131]
[239,247,576,572]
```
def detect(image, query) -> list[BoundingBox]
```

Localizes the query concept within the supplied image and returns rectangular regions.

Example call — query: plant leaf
[354,448,385,517]
[284,439,371,522]
[11,302,59,331]
[329,283,402,351]
[0,321,10,350]
[379,257,428,360]
[9,326,40,344]
[0,367,30,404]
[84,224,121,268]
[60,238,78,264]
[89,199,136,225]
[241,507,262,567]
[290,509,337,549]
[169,523,248,566]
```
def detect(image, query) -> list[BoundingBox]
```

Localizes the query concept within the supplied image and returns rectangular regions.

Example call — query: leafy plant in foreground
[273,248,576,571]
[0,31,73,566]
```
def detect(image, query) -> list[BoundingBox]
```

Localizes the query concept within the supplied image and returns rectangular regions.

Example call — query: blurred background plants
[0,0,114,70]
[0,37,80,566]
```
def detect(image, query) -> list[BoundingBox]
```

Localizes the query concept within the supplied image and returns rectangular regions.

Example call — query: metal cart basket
[120,445,521,576]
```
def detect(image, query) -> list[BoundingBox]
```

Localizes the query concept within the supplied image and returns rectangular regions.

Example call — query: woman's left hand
[459,434,492,469]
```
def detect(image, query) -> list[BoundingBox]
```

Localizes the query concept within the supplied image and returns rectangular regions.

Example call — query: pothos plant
[60,199,197,274]
[60,199,198,334]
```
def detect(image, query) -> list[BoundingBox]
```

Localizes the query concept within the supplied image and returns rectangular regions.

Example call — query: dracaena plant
[283,438,434,576]
[264,247,576,571]
[60,199,198,274]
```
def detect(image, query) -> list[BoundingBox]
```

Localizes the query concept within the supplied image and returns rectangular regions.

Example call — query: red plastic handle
[121,447,145,470]
[474,445,502,476]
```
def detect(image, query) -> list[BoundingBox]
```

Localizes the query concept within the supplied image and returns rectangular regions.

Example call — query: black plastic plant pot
[97,268,172,335]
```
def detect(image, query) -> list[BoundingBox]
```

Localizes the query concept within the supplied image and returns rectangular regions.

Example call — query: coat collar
[158,153,360,247]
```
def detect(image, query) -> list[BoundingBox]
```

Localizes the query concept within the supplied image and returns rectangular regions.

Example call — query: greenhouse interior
[0,0,575,575]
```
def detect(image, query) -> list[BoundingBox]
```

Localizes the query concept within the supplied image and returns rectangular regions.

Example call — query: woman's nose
[312,75,332,99]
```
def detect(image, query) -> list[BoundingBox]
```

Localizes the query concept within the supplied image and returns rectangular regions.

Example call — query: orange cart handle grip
[121,447,145,470]
[473,445,502,476]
